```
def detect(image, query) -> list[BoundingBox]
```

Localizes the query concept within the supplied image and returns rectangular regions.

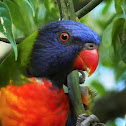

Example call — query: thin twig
[74,0,92,12]
[76,0,103,19]
[0,37,25,44]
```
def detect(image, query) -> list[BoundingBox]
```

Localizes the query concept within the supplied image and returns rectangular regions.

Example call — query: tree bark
[76,0,103,18]
[92,90,126,122]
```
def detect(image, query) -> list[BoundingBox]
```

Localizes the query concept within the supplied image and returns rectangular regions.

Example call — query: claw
[76,114,105,126]
[78,70,85,84]
[94,123,106,126]
[77,114,88,123]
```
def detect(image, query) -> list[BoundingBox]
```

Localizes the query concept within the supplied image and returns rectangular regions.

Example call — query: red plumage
[0,78,69,126]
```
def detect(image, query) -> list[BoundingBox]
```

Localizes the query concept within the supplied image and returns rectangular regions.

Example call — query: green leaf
[4,0,27,34]
[115,0,126,13]
[24,0,35,17]
[44,0,59,21]
[112,16,126,59]
[4,0,35,35]
[30,0,40,6]
[120,42,126,63]
[112,16,125,41]
[102,0,113,15]
[115,61,126,81]
[102,22,113,48]
[111,17,123,54]
[106,120,117,126]
[101,15,126,67]
[0,1,17,60]
[99,23,114,67]
[90,81,106,96]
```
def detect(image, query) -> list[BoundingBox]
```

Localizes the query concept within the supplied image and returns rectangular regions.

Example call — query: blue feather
[26,20,101,86]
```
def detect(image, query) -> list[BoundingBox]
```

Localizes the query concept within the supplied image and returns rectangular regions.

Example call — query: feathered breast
[0,78,69,126]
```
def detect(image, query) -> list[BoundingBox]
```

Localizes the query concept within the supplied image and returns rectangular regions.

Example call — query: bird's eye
[60,32,69,42]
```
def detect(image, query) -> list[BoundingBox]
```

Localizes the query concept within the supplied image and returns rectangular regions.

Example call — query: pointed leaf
[4,0,35,35]
[24,0,35,17]
[120,42,126,63]
[4,0,30,34]
[0,2,17,59]
[102,0,113,14]
[100,22,114,67]
[90,81,106,96]
[115,0,126,13]
[112,16,126,60]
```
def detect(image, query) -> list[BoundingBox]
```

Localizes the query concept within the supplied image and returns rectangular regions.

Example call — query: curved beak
[73,49,99,77]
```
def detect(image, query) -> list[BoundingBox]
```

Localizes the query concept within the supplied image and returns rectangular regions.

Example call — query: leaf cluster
[80,0,126,83]
[101,0,126,82]
[0,0,59,59]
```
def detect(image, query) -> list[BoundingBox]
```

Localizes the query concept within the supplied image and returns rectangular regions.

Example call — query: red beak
[73,49,99,77]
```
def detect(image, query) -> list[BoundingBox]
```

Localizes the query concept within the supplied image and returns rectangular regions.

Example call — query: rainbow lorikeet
[0,20,100,126]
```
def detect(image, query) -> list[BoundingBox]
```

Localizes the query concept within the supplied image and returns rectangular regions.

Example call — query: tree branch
[56,0,76,20]
[0,37,25,63]
[0,37,25,44]
[56,0,86,117]
[92,89,126,122]
[0,0,104,46]
[74,0,92,12]
[68,71,86,116]
[76,0,104,19]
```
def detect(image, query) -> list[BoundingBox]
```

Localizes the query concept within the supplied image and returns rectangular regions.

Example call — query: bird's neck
[46,69,72,89]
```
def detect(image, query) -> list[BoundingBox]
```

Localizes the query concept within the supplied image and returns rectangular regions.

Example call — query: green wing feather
[0,31,38,87]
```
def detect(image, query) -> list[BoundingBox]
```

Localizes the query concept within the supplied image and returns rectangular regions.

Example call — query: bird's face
[28,20,101,84]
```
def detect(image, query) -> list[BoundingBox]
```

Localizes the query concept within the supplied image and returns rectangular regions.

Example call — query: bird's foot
[78,70,85,84]
[76,114,105,126]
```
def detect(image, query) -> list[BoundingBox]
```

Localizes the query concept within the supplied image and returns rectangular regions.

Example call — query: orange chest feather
[0,78,69,126]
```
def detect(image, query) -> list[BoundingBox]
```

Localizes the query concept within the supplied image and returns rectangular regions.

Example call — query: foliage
[80,0,126,125]
[90,80,106,97]
[102,1,126,82]
[0,0,59,59]
[0,0,126,125]
[0,2,17,59]
[80,0,126,82]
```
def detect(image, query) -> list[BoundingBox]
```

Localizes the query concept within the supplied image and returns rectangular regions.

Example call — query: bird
[0,20,101,126]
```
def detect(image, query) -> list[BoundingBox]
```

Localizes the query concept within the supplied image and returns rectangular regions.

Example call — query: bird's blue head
[27,20,101,87]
